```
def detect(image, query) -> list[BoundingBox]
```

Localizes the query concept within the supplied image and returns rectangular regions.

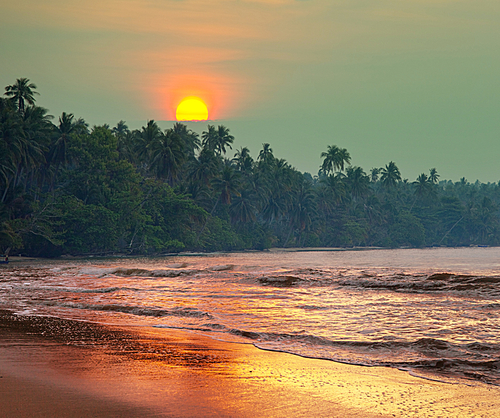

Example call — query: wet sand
[1,311,499,418]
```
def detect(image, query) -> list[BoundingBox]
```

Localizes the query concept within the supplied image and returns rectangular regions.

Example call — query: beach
[1,311,499,418]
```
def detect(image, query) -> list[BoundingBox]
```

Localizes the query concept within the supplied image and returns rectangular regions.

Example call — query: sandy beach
[0,311,499,418]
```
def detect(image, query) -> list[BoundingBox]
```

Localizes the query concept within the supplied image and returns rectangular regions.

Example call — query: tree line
[2,78,500,257]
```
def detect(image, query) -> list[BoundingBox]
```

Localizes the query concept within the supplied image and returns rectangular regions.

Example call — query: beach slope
[1,311,498,418]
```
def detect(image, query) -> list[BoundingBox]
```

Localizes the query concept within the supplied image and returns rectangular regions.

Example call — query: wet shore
[1,310,499,417]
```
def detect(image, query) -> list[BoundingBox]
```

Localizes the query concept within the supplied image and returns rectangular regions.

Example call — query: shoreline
[1,311,499,417]
[4,245,494,263]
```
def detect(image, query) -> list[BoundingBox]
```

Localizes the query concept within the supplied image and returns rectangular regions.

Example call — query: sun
[176,97,208,121]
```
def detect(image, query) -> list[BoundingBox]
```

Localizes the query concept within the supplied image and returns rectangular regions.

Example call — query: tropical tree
[370,168,380,183]
[320,145,351,175]
[47,112,86,189]
[345,166,370,201]
[380,161,401,189]
[229,189,257,224]
[233,147,254,175]
[317,173,346,216]
[257,143,274,168]
[189,146,220,187]
[429,168,439,184]
[4,78,39,114]
[0,98,23,201]
[148,128,186,185]
[283,179,317,247]
[19,105,53,191]
[172,122,200,157]
[201,125,234,155]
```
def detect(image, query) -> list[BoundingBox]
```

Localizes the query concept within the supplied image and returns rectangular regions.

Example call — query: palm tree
[233,147,253,175]
[201,125,218,152]
[172,122,200,157]
[319,173,346,208]
[20,105,53,191]
[370,168,380,183]
[429,168,439,184]
[112,120,129,138]
[380,161,401,188]
[112,121,136,162]
[284,180,316,247]
[0,98,23,201]
[345,166,369,201]
[4,78,39,114]
[148,128,186,185]
[133,120,163,174]
[229,189,257,224]
[47,112,77,186]
[196,165,241,242]
[215,125,234,155]
[212,165,241,206]
[257,143,274,167]
[413,173,430,198]
[320,145,351,175]
[189,146,220,186]
[201,125,234,155]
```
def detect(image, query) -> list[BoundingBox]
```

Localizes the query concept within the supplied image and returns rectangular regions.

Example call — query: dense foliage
[2,78,500,257]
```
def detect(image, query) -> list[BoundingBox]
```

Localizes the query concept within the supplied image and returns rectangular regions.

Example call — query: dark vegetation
[2,78,500,257]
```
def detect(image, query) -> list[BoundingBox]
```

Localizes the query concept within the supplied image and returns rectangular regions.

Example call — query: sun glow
[176,97,209,121]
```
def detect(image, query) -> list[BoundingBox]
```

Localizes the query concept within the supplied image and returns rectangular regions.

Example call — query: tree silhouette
[380,161,401,188]
[4,78,39,114]
[320,145,351,175]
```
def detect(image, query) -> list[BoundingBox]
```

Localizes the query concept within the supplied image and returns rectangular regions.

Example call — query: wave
[338,272,500,296]
[41,301,213,319]
[110,268,201,278]
[80,265,233,278]
[255,268,500,296]
[258,275,304,287]
[224,328,500,384]
[144,322,500,384]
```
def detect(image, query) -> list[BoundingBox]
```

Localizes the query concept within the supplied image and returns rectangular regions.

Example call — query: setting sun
[176,97,208,121]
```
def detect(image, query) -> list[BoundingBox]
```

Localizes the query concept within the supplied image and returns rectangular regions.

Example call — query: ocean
[1,247,499,385]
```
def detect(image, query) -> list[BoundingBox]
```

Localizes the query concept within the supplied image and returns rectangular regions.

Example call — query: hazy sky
[1,0,499,181]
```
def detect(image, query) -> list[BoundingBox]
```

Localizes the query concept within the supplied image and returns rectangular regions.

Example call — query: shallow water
[1,247,499,384]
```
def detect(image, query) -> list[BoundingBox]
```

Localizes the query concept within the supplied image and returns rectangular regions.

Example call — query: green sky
[1,0,499,181]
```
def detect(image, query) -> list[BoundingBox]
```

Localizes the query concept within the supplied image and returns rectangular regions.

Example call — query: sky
[1,0,499,182]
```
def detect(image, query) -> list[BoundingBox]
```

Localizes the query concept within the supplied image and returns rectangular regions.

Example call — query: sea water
[1,247,499,385]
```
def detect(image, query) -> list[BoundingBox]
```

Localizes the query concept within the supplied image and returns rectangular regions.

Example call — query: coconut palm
[215,125,234,155]
[429,168,439,184]
[212,165,241,206]
[112,120,129,139]
[370,168,380,183]
[20,105,53,190]
[320,145,351,175]
[0,98,23,200]
[230,188,257,224]
[284,180,317,247]
[46,112,82,188]
[172,122,200,157]
[148,128,186,185]
[380,161,401,188]
[233,147,254,175]
[319,173,346,207]
[201,125,234,155]
[345,166,370,201]
[4,78,39,114]
[257,143,274,167]
[189,146,220,186]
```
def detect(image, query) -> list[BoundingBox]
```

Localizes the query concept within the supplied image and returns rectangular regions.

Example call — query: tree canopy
[2,78,500,257]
